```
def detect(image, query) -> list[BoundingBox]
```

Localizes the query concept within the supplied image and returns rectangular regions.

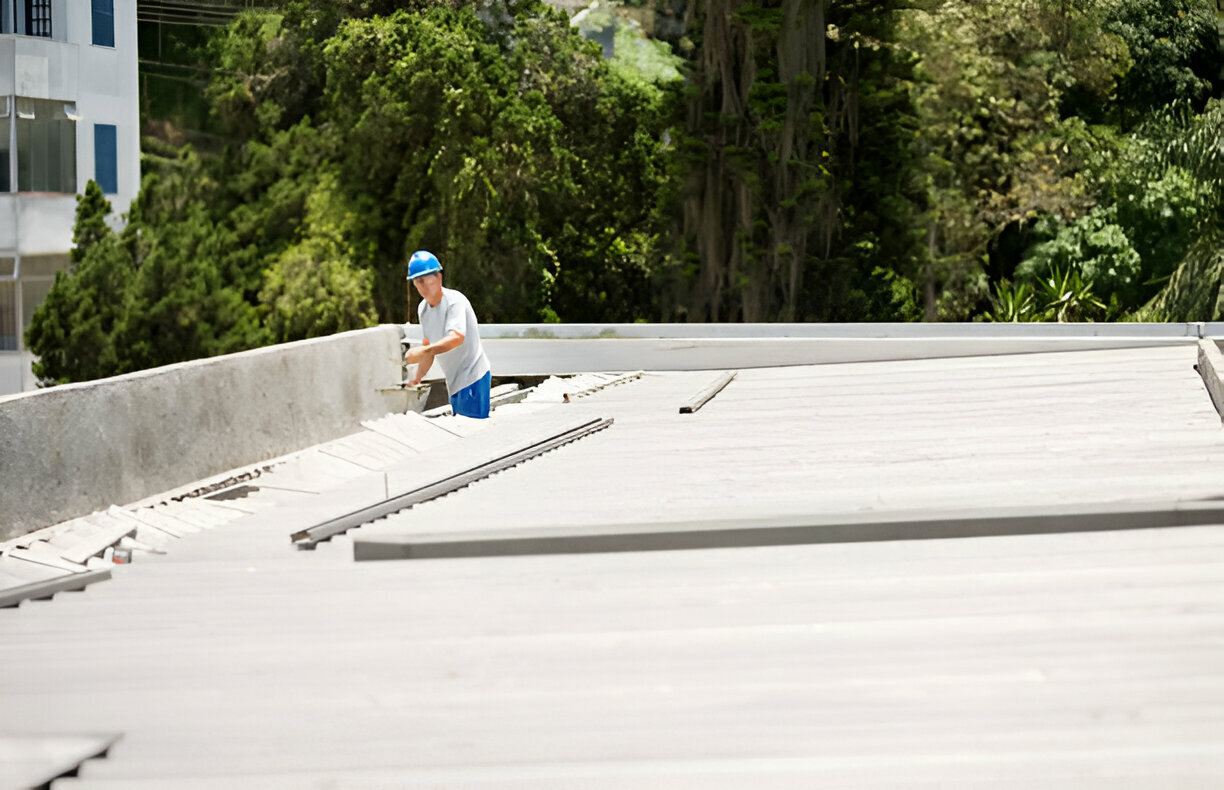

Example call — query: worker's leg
[450,371,492,418]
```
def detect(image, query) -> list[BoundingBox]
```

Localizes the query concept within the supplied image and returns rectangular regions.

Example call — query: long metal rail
[679,370,736,414]
[353,501,1224,562]
[0,569,112,608]
[291,416,614,549]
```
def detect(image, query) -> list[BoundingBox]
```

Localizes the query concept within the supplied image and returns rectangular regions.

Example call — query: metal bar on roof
[292,416,614,549]
[679,370,736,414]
[0,569,112,608]
[352,501,1224,561]
[1197,339,1224,422]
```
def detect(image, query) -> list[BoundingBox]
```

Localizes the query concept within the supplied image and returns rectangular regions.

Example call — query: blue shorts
[450,370,491,419]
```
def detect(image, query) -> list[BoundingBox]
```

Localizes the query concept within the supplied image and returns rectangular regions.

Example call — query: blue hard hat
[406,250,443,280]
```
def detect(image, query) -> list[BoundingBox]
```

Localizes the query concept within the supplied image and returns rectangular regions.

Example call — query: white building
[0,0,139,394]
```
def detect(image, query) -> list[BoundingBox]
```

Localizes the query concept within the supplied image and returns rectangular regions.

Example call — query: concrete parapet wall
[0,325,408,541]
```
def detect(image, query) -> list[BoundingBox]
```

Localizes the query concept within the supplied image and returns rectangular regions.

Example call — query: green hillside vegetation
[25,0,1224,384]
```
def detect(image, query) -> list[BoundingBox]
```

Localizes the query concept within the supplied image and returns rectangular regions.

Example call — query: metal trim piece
[679,370,736,414]
[353,502,1224,562]
[0,569,112,608]
[1197,338,1224,422]
[291,417,614,548]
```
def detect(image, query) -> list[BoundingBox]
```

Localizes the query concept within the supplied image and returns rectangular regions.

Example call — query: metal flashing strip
[0,569,112,608]
[291,414,614,549]
[1197,338,1224,422]
[352,501,1224,561]
[679,370,736,414]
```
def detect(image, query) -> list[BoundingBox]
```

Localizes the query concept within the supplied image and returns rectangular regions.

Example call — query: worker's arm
[404,331,464,384]
[407,353,433,387]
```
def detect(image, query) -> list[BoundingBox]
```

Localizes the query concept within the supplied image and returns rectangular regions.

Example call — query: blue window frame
[94,124,117,194]
[91,0,114,47]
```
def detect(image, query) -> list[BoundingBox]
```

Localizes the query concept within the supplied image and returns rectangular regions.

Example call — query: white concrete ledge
[403,323,1215,376]
[469,321,1222,340]
[0,326,410,541]
[478,335,1198,375]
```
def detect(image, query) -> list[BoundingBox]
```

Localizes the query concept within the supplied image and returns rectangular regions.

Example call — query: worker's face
[412,272,442,302]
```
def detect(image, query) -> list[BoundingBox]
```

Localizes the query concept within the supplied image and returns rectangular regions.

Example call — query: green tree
[1104,0,1218,128]
[904,0,1129,320]
[259,174,378,341]
[25,183,135,383]
[70,181,114,264]
[321,3,674,322]
[676,0,928,322]
[1140,100,1224,320]
[117,202,267,369]
[1015,208,1141,307]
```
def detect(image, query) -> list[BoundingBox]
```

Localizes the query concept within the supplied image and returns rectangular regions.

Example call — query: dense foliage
[25,0,1224,383]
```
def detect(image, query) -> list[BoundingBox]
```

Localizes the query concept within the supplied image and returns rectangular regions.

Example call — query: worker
[404,250,493,419]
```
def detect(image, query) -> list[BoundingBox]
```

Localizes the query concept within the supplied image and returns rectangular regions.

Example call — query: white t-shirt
[417,287,491,394]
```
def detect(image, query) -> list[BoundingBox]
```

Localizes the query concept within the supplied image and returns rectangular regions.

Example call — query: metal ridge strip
[0,569,113,608]
[291,417,614,548]
[1197,338,1224,421]
[679,370,736,414]
[352,501,1224,561]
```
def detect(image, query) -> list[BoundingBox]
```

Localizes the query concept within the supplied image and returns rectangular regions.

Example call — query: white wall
[0,1,139,252]
[0,349,34,392]
[0,1,140,394]
[71,0,139,212]
[15,194,74,253]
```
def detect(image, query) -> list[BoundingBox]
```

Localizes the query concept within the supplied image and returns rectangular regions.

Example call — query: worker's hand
[407,376,423,387]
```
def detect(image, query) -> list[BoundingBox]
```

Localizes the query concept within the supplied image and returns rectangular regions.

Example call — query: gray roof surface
[2,345,1224,788]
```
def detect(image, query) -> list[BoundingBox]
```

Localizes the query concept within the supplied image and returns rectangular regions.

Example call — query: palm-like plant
[985,279,1038,322]
[1139,100,1224,320]
[1036,267,1108,322]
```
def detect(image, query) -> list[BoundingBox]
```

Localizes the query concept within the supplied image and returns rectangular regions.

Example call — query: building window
[92,0,114,47]
[0,269,15,352]
[0,255,68,351]
[0,257,14,351]
[15,98,76,194]
[94,124,117,194]
[25,0,51,37]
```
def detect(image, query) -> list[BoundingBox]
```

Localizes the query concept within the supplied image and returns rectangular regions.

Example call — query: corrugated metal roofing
[2,345,1224,788]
